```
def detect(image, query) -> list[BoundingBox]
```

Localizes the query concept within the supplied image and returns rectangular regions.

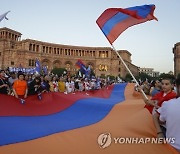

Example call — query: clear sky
[1,0,180,73]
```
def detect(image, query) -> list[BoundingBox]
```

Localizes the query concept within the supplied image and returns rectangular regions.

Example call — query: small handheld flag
[42,66,48,75]
[76,59,87,74]
[35,59,41,74]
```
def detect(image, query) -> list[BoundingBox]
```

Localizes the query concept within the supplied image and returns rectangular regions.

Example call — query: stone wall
[173,42,180,77]
[0,27,139,78]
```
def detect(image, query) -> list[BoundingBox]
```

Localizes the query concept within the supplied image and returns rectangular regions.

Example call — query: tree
[100,74,106,79]
[124,73,133,82]
[51,68,67,76]
[106,75,115,80]
[159,73,175,81]
[138,72,152,82]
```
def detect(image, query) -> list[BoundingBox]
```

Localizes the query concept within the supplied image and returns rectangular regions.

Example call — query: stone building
[173,42,180,77]
[0,27,139,78]
[139,67,159,77]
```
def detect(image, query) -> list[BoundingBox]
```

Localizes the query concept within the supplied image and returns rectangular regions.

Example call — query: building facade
[139,67,160,77]
[0,27,139,78]
[173,42,180,77]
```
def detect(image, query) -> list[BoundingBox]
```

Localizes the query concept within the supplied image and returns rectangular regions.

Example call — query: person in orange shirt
[13,73,28,101]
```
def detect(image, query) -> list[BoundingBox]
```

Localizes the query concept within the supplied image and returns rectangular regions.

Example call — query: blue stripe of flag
[128,5,152,18]
[102,12,129,36]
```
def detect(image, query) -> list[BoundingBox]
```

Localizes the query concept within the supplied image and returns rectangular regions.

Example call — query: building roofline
[174,42,180,46]
[21,38,114,50]
[125,60,138,68]
[0,27,133,54]
[0,27,22,35]
[117,50,132,56]
[173,42,180,53]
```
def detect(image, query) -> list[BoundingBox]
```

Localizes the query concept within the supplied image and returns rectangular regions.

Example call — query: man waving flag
[0,11,10,22]
[96,4,157,100]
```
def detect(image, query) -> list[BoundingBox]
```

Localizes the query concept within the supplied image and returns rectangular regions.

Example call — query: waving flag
[0,11,10,22]
[85,65,91,78]
[76,59,87,74]
[35,59,41,74]
[96,4,157,44]
[42,65,48,75]
[0,84,176,153]
[0,84,126,146]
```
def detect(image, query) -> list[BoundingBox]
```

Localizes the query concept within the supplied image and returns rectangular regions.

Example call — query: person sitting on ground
[139,77,177,114]
[0,70,10,94]
[153,76,180,153]
[12,72,28,99]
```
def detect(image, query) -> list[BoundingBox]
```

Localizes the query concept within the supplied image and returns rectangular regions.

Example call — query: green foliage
[100,74,106,79]
[124,73,133,82]
[138,72,152,82]
[107,75,115,80]
[90,69,95,77]
[159,73,175,80]
[51,68,67,76]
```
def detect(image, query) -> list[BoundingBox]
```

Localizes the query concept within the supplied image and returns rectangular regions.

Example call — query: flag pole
[111,44,148,100]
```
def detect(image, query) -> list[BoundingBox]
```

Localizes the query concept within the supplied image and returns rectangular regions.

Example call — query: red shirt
[145,91,177,114]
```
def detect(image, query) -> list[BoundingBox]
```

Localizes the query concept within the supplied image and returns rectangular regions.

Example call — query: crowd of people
[1,68,180,152]
[0,69,121,100]
[138,77,180,152]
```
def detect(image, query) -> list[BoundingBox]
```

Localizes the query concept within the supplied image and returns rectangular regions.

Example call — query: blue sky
[1,0,180,73]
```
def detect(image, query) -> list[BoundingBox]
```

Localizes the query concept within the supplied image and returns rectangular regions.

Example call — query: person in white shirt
[84,78,90,91]
[153,77,180,152]
[78,79,84,92]
[65,77,74,93]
